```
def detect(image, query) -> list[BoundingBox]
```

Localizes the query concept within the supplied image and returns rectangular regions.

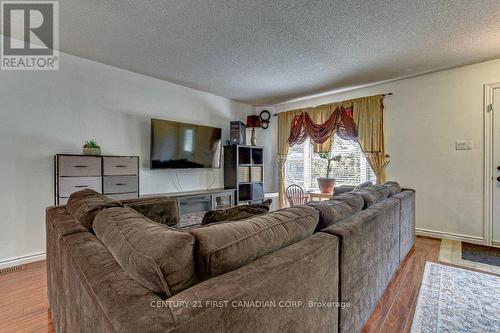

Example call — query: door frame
[484,82,500,247]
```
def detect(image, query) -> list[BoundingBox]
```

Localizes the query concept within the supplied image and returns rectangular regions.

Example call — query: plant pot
[83,147,101,155]
[317,177,335,194]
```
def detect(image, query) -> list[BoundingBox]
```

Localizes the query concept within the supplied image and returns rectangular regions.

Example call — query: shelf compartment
[178,195,211,215]
[251,148,263,165]
[238,166,250,182]
[250,166,263,182]
[238,183,253,202]
[238,146,251,165]
[252,183,264,201]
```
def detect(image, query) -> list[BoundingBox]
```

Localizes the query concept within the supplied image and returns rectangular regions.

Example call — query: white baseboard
[416,228,484,245]
[0,252,46,269]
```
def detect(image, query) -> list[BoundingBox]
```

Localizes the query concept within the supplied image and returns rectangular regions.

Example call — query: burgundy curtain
[287,106,358,146]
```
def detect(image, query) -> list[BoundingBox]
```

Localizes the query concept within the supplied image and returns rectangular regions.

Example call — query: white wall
[268,58,500,243]
[0,51,253,265]
[254,106,277,193]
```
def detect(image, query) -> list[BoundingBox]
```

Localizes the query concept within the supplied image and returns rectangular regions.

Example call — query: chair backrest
[286,185,308,207]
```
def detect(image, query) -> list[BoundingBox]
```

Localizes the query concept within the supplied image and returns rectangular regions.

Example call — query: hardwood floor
[0,260,54,333]
[0,236,440,333]
[362,236,441,333]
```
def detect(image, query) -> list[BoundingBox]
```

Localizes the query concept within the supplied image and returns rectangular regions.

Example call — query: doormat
[438,239,500,275]
[462,242,500,267]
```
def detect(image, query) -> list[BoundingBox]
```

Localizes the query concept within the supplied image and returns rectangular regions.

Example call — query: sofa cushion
[383,181,402,196]
[354,185,391,208]
[332,185,356,197]
[201,199,272,225]
[125,197,179,226]
[354,181,373,191]
[189,205,319,278]
[307,192,364,230]
[65,189,122,229]
[93,207,197,297]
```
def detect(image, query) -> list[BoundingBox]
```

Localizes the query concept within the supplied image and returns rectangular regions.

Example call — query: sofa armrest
[320,199,400,333]
[391,189,416,261]
[46,206,88,236]
[56,231,177,333]
[167,233,340,333]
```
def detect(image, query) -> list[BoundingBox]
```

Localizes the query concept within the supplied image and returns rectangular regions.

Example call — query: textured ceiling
[33,1,500,104]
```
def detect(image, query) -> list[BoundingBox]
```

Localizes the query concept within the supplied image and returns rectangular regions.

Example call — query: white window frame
[285,134,375,192]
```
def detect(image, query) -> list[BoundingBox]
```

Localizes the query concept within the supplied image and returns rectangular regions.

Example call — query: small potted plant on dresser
[317,153,341,193]
[82,140,101,155]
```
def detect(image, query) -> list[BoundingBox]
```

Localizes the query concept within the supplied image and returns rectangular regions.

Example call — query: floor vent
[0,265,25,275]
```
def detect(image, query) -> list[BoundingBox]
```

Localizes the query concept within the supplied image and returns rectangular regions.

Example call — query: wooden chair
[286,184,309,207]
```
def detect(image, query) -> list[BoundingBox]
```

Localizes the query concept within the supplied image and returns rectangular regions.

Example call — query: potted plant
[317,153,341,193]
[82,140,101,155]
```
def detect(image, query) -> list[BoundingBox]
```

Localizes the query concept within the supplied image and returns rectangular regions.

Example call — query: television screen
[150,118,222,169]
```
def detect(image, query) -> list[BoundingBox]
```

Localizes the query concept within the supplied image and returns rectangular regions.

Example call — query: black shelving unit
[224,144,264,204]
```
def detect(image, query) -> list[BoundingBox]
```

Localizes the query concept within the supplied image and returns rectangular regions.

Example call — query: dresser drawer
[58,156,101,176]
[103,157,138,176]
[59,176,102,197]
[106,192,139,201]
[103,175,138,194]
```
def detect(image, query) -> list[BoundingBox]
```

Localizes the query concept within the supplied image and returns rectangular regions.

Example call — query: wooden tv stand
[141,188,236,228]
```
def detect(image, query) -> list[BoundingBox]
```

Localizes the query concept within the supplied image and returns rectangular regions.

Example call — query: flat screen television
[150,118,222,169]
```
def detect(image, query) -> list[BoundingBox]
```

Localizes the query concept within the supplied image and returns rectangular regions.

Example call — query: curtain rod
[271,93,393,116]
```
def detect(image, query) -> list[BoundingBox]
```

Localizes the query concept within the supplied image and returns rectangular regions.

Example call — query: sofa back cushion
[383,181,402,196]
[93,207,197,297]
[354,181,373,191]
[65,189,122,229]
[125,197,179,226]
[307,192,364,230]
[354,185,391,208]
[201,199,272,225]
[332,185,356,197]
[189,205,319,278]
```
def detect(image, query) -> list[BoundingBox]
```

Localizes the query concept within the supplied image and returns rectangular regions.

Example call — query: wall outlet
[455,140,473,150]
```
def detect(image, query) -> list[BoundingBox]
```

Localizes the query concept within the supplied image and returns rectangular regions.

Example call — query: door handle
[497,177,500,182]
[497,166,500,171]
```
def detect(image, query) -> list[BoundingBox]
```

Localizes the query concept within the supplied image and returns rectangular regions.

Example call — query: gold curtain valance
[279,94,385,153]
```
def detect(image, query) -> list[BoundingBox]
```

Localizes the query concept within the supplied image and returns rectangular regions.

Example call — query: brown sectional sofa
[392,189,416,261]
[310,184,415,333]
[46,183,415,333]
[320,195,401,333]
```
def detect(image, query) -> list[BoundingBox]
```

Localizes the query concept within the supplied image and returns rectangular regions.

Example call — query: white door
[492,87,500,246]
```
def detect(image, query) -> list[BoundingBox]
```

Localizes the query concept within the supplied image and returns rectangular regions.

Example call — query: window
[285,134,375,191]
[183,128,194,152]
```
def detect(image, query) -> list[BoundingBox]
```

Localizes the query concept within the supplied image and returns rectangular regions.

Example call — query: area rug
[438,239,500,275]
[411,262,500,333]
[462,242,500,266]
